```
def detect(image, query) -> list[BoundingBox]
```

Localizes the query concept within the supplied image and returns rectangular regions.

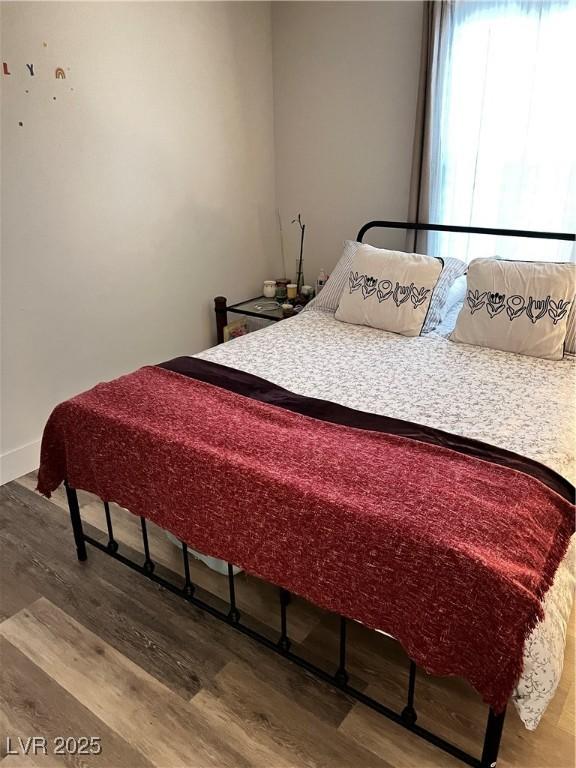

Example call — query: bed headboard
[356,220,576,244]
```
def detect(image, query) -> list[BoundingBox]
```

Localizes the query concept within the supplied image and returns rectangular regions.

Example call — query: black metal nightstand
[214,296,285,344]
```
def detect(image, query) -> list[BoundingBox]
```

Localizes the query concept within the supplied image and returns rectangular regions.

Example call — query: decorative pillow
[303,240,360,313]
[304,243,466,324]
[450,258,575,360]
[421,258,468,333]
[335,245,443,336]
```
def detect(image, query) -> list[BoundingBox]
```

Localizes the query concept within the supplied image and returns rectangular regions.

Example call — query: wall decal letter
[26,64,35,76]
[55,67,66,79]
[2,62,10,75]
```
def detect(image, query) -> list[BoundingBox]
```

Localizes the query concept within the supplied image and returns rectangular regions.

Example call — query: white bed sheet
[195,307,575,729]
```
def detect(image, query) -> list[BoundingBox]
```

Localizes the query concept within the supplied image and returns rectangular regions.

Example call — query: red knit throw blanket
[37,365,574,712]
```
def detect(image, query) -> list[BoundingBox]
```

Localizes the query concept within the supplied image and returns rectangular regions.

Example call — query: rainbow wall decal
[55,67,66,79]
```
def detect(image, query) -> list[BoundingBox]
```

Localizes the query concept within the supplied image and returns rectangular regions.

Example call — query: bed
[198,298,576,732]
[36,221,575,768]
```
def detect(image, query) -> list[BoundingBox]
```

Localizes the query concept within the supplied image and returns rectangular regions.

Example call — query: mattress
[195,305,575,729]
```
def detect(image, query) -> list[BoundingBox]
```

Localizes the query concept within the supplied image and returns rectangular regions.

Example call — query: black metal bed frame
[64,221,575,768]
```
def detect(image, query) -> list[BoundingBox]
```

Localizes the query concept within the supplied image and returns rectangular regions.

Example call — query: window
[430,1,576,262]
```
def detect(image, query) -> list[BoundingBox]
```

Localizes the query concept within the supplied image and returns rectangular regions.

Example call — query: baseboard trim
[1,440,40,485]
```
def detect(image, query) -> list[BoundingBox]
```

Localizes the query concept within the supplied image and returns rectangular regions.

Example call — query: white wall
[1,2,280,483]
[272,1,423,281]
[1,1,424,483]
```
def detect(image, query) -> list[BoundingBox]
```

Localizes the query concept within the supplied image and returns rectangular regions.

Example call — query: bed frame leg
[103,501,119,553]
[277,587,291,653]
[64,481,87,562]
[480,707,506,768]
[401,661,418,726]
[227,563,240,624]
[140,517,155,574]
[181,542,195,598]
[334,617,349,686]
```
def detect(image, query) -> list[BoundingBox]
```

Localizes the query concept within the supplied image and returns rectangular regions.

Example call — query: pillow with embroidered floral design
[450,258,575,360]
[334,244,443,336]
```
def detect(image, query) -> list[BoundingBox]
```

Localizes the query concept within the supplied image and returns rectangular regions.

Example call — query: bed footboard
[64,485,506,768]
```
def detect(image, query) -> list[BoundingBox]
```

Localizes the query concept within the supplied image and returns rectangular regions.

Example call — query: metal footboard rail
[64,482,506,768]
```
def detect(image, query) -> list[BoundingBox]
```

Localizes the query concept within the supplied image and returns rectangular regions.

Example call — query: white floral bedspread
[196,307,575,729]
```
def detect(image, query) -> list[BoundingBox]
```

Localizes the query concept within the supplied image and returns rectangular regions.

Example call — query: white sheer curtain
[428,0,576,263]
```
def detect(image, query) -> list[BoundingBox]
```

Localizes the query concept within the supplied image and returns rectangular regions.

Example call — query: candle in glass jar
[263,280,276,298]
[275,279,288,302]
[287,283,297,300]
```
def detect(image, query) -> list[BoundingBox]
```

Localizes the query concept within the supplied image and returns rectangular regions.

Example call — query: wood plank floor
[1,472,574,768]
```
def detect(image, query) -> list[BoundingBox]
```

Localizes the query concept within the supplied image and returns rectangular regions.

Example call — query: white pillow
[335,245,443,336]
[305,243,467,327]
[424,276,468,338]
[450,258,575,360]
[433,299,465,338]
[421,258,468,333]
[444,274,468,313]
